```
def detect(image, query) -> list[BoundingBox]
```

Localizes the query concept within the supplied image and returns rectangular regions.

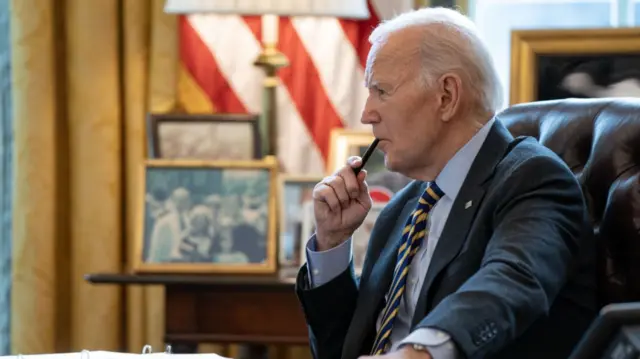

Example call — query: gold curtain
[11,0,175,353]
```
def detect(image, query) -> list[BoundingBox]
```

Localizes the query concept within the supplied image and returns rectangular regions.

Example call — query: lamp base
[254,45,289,86]
[254,44,289,158]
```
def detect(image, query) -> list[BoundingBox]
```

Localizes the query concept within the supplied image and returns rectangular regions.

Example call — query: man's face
[174,194,191,212]
[362,28,446,176]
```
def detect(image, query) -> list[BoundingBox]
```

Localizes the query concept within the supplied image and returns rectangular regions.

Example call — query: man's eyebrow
[365,77,382,88]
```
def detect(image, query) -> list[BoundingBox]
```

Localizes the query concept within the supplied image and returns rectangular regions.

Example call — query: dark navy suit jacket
[295,120,597,359]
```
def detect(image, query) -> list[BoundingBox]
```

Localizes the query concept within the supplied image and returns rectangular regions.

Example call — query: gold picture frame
[510,28,640,105]
[133,156,279,274]
[326,128,375,174]
[327,128,411,202]
[278,174,323,270]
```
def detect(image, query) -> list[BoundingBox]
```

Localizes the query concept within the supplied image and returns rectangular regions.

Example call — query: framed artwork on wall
[510,28,640,105]
[279,175,322,269]
[134,156,278,274]
[147,113,262,160]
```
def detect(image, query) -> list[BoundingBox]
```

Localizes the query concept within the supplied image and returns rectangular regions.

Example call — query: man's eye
[375,86,386,96]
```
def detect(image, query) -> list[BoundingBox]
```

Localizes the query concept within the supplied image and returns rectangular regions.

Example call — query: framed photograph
[327,128,411,203]
[134,156,278,274]
[352,203,385,274]
[510,28,640,105]
[147,113,262,160]
[279,175,322,268]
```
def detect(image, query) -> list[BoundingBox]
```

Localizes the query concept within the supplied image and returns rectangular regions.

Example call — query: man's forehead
[365,30,420,84]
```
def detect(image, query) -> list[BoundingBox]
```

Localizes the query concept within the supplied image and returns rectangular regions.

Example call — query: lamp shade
[164,0,370,19]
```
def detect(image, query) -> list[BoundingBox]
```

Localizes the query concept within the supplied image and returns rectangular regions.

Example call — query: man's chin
[384,158,412,176]
[384,158,400,173]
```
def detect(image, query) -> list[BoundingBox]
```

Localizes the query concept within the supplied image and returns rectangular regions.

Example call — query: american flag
[178,0,414,175]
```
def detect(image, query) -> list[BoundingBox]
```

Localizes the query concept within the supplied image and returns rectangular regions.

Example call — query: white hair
[368,7,503,113]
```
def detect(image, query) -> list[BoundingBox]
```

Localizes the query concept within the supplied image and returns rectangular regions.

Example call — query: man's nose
[361,96,377,124]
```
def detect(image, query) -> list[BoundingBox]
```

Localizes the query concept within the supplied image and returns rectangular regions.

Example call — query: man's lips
[375,138,388,152]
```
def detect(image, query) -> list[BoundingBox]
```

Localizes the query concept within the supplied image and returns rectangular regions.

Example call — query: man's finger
[347,156,362,169]
[357,169,368,183]
[338,160,362,198]
[313,182,341,212]
[325,175,350,208]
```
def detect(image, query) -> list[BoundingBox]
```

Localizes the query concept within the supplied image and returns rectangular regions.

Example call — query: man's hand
[358,345,433,359]
[313,156,372,251]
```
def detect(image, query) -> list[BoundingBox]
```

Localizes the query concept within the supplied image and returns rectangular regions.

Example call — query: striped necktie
[370,182,445,355]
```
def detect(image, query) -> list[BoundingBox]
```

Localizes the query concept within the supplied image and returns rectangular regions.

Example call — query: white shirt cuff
[305,234,352,287]
[400,328,460,359]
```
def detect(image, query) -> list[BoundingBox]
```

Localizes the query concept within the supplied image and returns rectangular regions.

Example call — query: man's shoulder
[497,135,575,180]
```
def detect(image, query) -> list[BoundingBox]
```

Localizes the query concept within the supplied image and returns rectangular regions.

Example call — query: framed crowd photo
[327,128,411,203]
[279,175,322,269]
[133,156,278,274]
[147,113,262,160]
[510,28,640,105]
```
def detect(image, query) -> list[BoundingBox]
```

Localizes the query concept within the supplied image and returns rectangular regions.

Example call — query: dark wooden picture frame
[147,113,262,160]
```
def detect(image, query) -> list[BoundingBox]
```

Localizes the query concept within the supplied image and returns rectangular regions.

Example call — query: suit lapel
[342,182,426,359]
[412,120,515,327]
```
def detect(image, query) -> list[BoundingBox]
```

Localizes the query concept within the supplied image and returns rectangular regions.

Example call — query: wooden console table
[85,273,308,353]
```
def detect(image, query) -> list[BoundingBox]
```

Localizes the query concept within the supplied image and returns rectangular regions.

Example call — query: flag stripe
[339,0,381,69]
[276,17,346,160]
[177,63,216,113]
[179,16,246,113]
[275,79,326,175]
[292,17,368,130]
[188,15,265,113]
[243,15,262,41]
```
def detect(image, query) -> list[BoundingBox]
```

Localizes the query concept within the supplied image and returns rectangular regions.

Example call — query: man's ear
[438,73,462,122]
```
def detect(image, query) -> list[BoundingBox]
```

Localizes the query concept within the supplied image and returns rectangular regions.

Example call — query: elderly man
[295,7,596,359]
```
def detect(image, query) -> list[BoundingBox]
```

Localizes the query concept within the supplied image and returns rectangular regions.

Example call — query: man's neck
[410,116,491,182]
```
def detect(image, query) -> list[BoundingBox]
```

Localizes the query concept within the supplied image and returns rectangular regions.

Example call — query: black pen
[353,138,380,175]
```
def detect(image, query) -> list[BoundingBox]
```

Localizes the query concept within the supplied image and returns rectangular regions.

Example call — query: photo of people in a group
[142,166,270,265]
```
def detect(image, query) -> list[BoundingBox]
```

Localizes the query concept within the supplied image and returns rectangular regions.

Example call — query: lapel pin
[465,200,473,209]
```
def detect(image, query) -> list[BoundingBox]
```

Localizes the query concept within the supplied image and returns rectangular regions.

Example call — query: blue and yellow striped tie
[370,182,445,355]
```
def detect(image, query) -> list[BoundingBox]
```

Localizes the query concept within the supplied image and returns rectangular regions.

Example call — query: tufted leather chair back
[498,98,640,307]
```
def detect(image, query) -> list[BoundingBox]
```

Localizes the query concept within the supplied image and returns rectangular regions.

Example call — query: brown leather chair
[498,98,640,308]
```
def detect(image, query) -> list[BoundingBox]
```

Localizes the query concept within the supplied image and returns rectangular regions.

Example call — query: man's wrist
[400,344,433,359]
[315,231,350,251]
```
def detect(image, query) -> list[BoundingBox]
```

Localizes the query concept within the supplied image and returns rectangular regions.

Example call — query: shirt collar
[435,118,495,201]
